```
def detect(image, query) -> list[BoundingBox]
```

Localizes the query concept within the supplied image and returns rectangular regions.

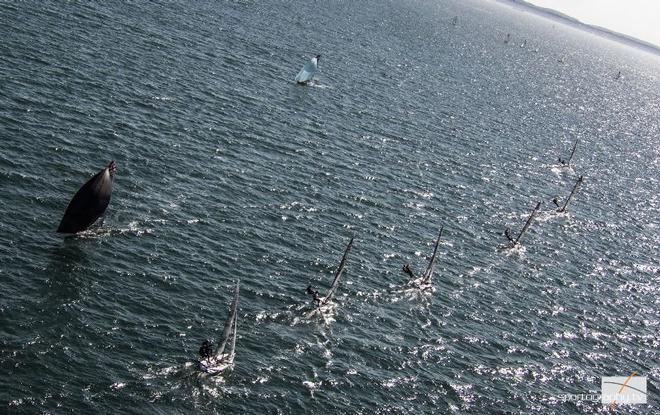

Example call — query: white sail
[295,56,319,83]
[321,237,354,305]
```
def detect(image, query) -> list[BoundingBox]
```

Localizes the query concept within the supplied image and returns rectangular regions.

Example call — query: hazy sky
[526,0,660,47]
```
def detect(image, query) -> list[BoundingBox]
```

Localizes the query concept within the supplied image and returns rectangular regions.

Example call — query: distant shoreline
[493,0,660,56]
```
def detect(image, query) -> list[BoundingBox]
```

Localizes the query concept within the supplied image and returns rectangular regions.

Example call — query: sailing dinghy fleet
[194,54,586,376]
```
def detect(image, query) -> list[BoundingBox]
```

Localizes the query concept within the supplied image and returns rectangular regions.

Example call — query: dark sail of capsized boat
[505,202,541,248]
[306,236,354,310]
[553,176,584,213]
[402,227,443,290]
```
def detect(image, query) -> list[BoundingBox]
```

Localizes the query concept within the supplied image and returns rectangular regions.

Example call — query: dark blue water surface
[1,0,658,413]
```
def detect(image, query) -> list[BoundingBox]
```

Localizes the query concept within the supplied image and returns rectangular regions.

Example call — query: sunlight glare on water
[0,0,658,413]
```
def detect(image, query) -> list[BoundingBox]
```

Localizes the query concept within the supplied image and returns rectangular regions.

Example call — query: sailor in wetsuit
[504,228,514,242]
[402,263,416,279]
[199,340,213,359]
[306,285,322,307]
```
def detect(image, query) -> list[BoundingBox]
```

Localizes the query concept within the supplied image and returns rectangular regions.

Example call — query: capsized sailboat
[505,202,541,248]
[553,176,584,213]
[558,138,578,167]
[403,227,443,290]
[306,236,354,310]
[199,281,240,375]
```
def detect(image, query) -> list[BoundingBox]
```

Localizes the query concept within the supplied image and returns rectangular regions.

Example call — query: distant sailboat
[306,237,354,311]
[520,39,526,48]
[451,16,458,26]
[505,202,541,248]
[553,176,584,213]
[504,33,511,44]
[614,70,622,80]
[295,54,321,85]
[402,227,443,290]
[199,282,240,375]
[558,138,578,167]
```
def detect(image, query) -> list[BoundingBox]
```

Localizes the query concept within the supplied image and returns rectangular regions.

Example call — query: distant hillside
[495,0,660,56]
